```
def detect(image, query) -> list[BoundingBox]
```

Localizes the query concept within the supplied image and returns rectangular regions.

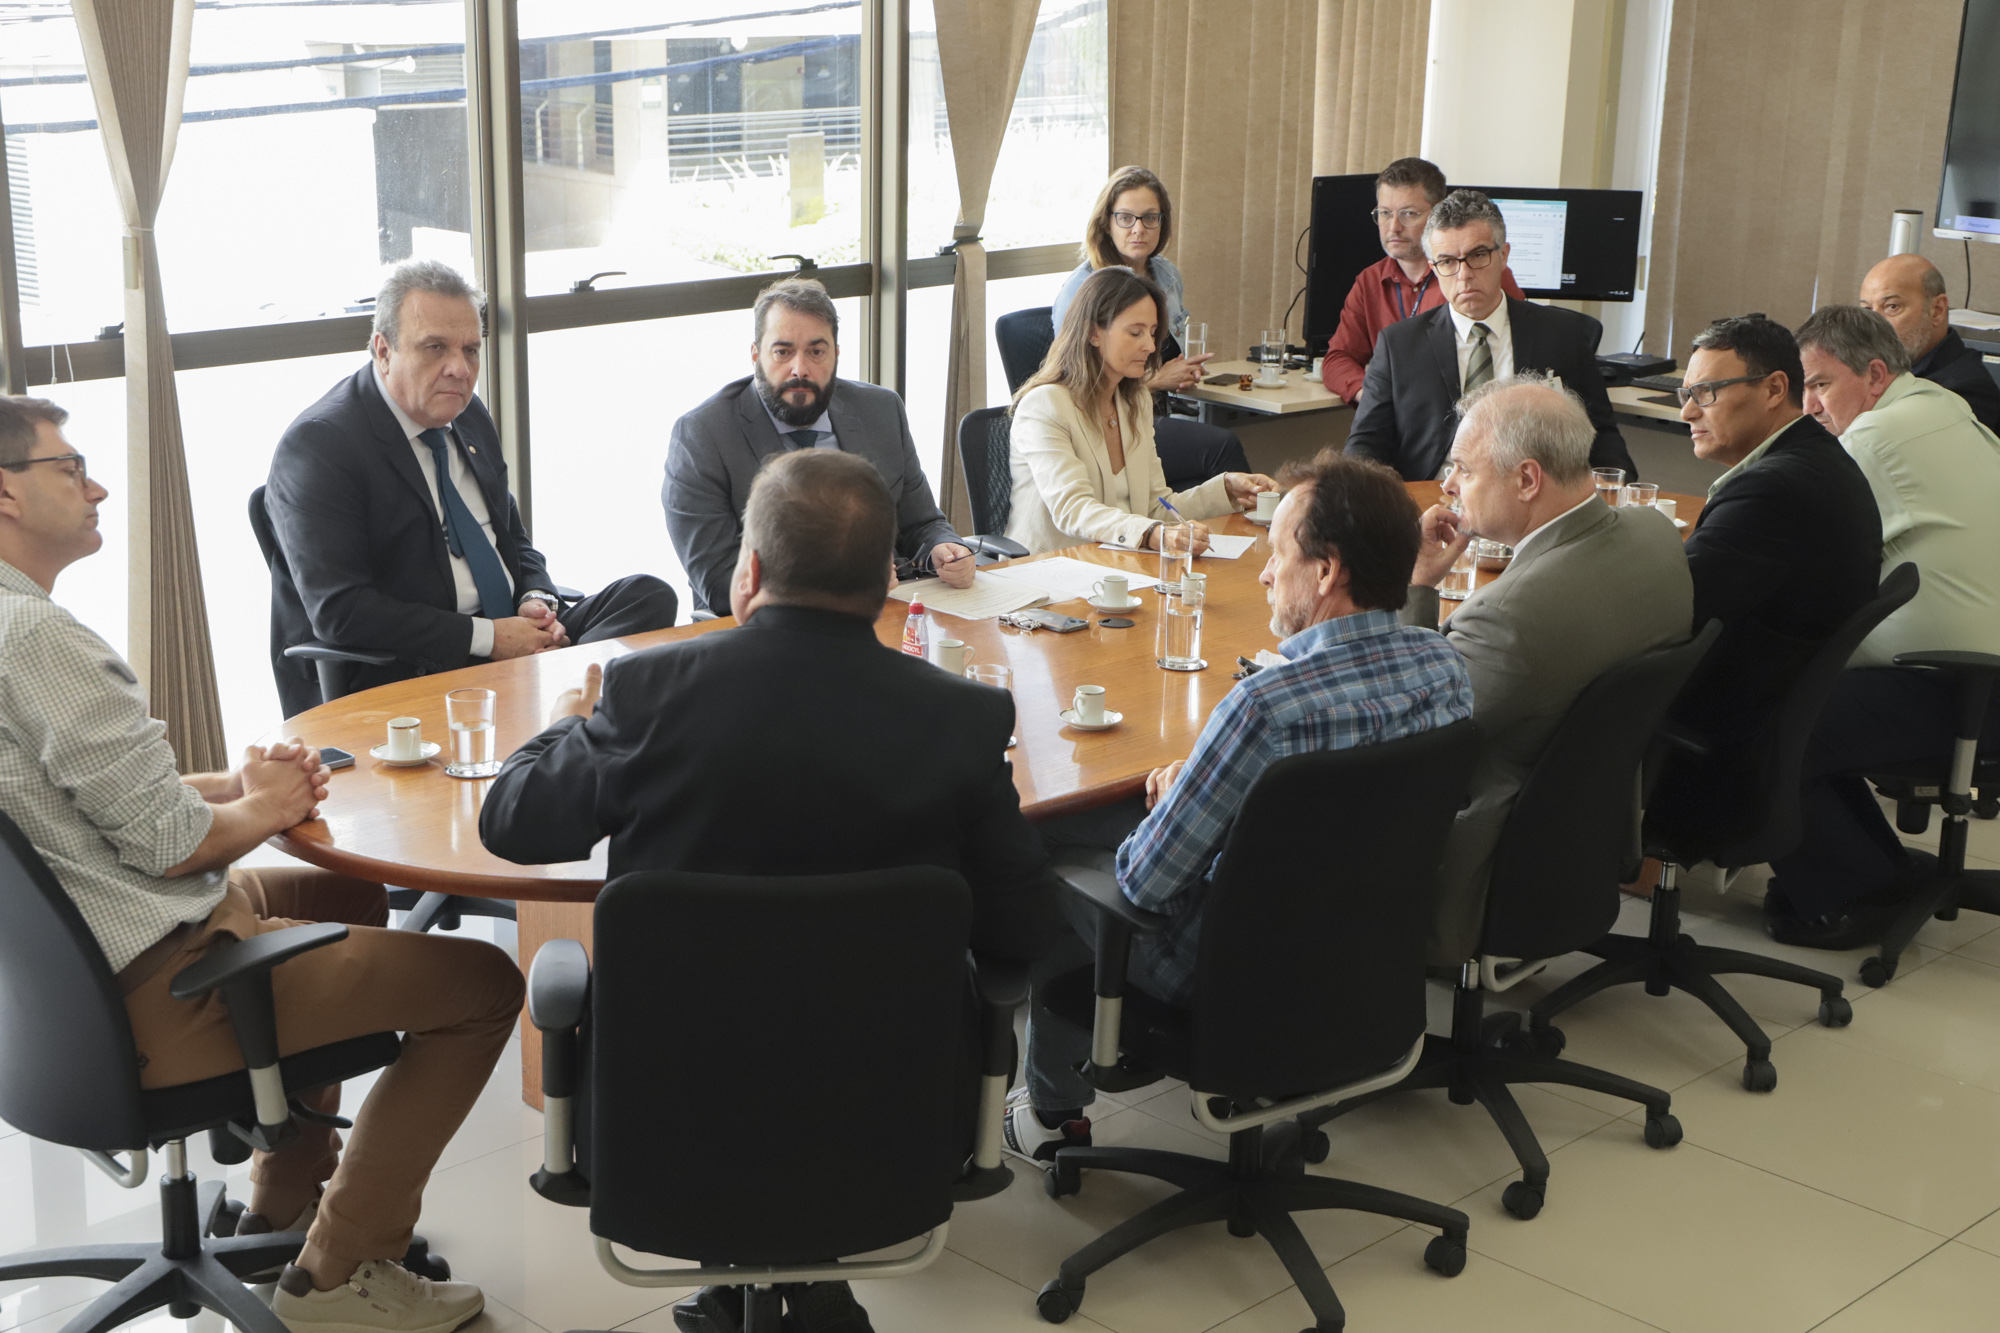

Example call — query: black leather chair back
[0,810,152,1151]
[1654,563,1919,870]
[957,407,1014,538]
[1187,721,1480,1101]
[996,307,1056,395]
[1482,624,1720,961]
[585,868,974,1266]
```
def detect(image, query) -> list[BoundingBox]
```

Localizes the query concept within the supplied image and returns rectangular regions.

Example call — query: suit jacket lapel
[1426,307,1460,403]
[735,381,791,464]
[356,366,438,514]
[1508,298,1541,373]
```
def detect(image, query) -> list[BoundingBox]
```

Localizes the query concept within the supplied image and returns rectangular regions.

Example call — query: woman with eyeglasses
[1006,267,1274,556]
[1049,166,1253,493]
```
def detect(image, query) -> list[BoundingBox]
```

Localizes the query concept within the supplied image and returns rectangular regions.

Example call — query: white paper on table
[1252,649,1286,668]
[984,555,1162,602]
[1098,533,1258,560]
[887,573,1048,620]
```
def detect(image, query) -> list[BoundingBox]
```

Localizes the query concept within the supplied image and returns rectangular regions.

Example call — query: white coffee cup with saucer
[1087,575,1140,612]
[372,716,440,766]
[1061,685,1122,730]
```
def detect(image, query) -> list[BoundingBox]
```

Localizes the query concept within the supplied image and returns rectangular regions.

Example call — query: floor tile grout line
[1948,1200,2000,1243]
[1448,1242,1678,1332]
[1799,1232,1960,1332]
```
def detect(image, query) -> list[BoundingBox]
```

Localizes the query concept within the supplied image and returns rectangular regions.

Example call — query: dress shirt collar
[741,602,881,641]
[1707,415,1802,498]
[372,365,453,443]
[1278,607,1401,661]
[1447,293,1510,346]
[757,382,834,440]
[1507,489,1602,562]
[0,557,48,601]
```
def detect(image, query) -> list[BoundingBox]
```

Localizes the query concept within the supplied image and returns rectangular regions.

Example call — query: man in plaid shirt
[1006,453,1473,1163]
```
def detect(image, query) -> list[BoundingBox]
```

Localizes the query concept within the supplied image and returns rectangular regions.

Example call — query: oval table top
[266,483,1703,900]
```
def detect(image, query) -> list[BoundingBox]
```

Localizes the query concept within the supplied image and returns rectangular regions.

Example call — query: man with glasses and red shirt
[1320,158,1525,406]
[1343,189,1636,483]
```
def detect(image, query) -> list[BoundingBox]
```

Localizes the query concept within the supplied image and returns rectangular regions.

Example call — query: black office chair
[249,485,515,938]
[525,867,1025,1333]
[1299,629,1719,1224]
[996,306,1056,395]
[954,407,1030,563]
[0,810,444,1333]
[1526,565,1919,1086]
[1862,649,2000,986]
[1034,725,1482,1333]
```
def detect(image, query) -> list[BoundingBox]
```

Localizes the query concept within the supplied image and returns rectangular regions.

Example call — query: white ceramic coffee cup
[1653,498,1679,522]
[386,716,422,761]
[1073,684,1107,726]
[1091,575,1131,605]
[1253,490,1281,520]
[933,638,971,675]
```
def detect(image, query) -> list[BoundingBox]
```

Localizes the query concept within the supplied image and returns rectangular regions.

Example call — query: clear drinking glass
[444,688,500,778]
[1593,467,1627,505]
[1622,482,1659,508]
[1184,320,1208,361]
[967,665,1017,748]
[1158,522,1196,596]
[1260,329,1287,380]
[1438,549,1477,601]
[1157,572,1206,670]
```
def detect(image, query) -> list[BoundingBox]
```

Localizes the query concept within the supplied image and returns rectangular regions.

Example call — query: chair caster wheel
[1972,796,1998,820]
[1818,995,1852,1028]
[1037,1278,1083,1323]
[1644,1113,1682,1148]
[1043,1160,1081,1199]
[1860,956,1894,988]
[209,1197,245,1238]
[1300,1128,1330,1165]
[1227,1213,1257,1238]
[1524,1023,1566,1058]
[403,1242,450,1281]
[1424,1234,1467,1277]
[1742,1059,1777,1093]
[1501,1180,1544,1220]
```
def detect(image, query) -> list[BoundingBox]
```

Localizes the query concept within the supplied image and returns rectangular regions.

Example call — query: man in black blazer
[1344,189,1638,482]
[264,261,677,717]
[1645,316,1883,946]
[1860,253,2000,432]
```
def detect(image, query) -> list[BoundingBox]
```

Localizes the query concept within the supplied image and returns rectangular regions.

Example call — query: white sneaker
[1000,1088,1091,1164]
[272,1260,484,1333]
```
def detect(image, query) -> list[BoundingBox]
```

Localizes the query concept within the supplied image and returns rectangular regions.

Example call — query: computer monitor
[1302,177,1644,358]
[1935,0,2000,243]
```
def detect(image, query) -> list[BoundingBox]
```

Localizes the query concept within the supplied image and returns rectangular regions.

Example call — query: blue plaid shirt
[1116,608,1473,1004]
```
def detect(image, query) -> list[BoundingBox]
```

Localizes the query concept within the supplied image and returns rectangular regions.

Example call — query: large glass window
[515,2,867,294]
[904,271,1064,487]
[34,376,128,659]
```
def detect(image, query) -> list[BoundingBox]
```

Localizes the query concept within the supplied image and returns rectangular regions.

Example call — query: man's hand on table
[931,542,977,589]
[1411,503,1471,588]
[518,597,572,649]
[239,743,325,829]
[492,615,558,659]
[550,662,603,725]
[1145,759,1187,810]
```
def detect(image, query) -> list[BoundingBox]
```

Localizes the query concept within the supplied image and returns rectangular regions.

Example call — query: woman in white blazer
[1005,267,1273,555]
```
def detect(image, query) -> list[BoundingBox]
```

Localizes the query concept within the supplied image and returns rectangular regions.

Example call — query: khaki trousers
[118,867,525,1266]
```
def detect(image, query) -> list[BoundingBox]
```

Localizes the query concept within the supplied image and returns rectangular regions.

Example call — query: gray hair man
[1404,373,1691,963]
[1763,305,2000,946]
[665,276,976,617]
[1859,253,2000,431]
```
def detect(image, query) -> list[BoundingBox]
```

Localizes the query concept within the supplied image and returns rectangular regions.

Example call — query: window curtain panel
[1645,0,2000,359]
[1312,0,1430,177]
[932,0,1042,533]
[72,0,224,773]
[1109,0,1320,372]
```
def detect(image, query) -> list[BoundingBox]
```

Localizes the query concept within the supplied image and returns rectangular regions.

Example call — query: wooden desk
[1607,371,1686,427]
[1176,358,1348,418]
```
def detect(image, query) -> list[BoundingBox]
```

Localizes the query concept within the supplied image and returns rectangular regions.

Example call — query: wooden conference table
[266,481,1704,1102]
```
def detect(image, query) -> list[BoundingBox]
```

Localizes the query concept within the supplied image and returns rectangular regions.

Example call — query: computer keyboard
[1629,374,1684,392]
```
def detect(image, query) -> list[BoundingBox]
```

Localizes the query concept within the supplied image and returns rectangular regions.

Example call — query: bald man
[1859,254,2000,432]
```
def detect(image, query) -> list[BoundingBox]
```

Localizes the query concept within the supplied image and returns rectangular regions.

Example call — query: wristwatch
[519,590,561,610]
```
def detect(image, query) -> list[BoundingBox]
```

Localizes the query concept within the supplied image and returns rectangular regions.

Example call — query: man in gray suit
[1404,373,1693,964]
[665,277,976,616]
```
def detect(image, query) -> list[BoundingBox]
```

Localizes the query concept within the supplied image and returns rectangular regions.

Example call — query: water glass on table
[444,687,500,778]
[1622,482,1659,509]
[1158,571,1206,671]
[1184,321,1208,363]
[1593,468,1627,505]
[1158,521,1197,595]
[1439,549,1477,602]
[968,665,1017,747]
[1259,330,1287,384]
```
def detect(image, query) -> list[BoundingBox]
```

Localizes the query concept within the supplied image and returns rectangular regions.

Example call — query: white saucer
[1252,376,1289,389]
[370,741,440,767]
[1246,514,1274,527]
[1059,708,1123,731]
[1087,595,1142,611]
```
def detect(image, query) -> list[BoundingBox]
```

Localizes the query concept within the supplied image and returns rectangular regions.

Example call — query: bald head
[1860,254,1950,359]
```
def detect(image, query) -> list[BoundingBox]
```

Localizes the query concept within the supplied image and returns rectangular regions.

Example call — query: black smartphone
[321,747,356,770]
[1202,372,1240,386]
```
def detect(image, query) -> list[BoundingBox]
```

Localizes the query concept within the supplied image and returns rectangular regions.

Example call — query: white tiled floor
[6,857,2000,1333]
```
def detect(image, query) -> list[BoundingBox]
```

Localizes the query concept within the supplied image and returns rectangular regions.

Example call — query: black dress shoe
[783,1281,874,1333]
[672,1286,744,1333]
[1765,906,1891,951]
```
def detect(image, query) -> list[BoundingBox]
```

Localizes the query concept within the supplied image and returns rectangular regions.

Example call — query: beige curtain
[1646,0,2000,357]
[74,0,224,773]
[933,0,1042,533]
[1110,0,1320,372]
[1312,0,1430,177]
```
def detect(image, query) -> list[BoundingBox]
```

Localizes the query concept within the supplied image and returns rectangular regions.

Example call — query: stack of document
[889,557,1162,620]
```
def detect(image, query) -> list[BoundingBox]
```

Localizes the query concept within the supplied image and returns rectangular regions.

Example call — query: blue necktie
[419,428,514,619]
[785,429,823,451]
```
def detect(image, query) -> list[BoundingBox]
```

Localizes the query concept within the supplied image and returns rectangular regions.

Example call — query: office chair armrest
[1891,650,2000,675]
[1654,719,1713,758]
[957,953,1032,1201]
[527,940,592,1207]
[1055,866,1168,1094]
[167,922,350,1145]
[282,643,397,667]
[962,534,1030,562]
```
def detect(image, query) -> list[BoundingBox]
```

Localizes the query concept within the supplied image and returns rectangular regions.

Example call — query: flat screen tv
[1936,0,2000,242]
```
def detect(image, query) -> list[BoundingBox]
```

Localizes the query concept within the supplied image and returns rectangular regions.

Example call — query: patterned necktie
[1464,322,1494,395]
[418,428,514,619]
[785,428,824,451]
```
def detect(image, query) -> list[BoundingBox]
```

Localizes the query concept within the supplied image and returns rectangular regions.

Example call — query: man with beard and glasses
[1005,453,1471,1165]
[665,278,976,617]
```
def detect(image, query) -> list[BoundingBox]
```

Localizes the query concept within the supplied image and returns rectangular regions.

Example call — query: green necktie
[1464,322,1494,395]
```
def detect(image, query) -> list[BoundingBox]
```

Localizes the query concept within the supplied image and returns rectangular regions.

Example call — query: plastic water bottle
[901,600,929,658]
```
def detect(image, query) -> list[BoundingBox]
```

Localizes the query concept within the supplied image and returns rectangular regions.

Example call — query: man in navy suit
[264,261,677,717]
[1344,190,1638,483]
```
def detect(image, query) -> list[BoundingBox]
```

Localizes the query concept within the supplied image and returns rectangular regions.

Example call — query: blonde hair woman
[1006,267,1273,555]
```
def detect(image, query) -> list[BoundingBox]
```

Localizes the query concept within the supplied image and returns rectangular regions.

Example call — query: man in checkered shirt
[1005,453,1474,1165]
[0,396,520,1333]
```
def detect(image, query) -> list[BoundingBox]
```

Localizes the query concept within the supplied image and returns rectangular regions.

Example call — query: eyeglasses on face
[1675,373,1771,407]
[1110,211,1163,231]
[2,452,88,483]
[1429,245,1499,277]
[1370,207,1428,226]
